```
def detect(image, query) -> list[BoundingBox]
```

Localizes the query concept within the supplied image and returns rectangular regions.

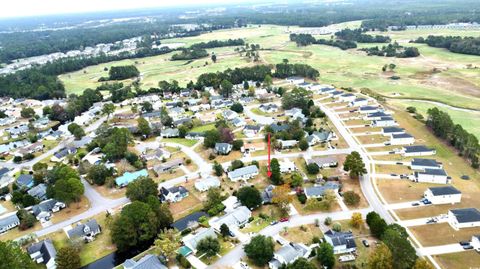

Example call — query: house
[0,168,10,186]
[232,117,246,127]
[172,211,208,232]
[243,125,262,137]
[153,159,183,174]
[268,243,311,269]
[349,97,368,107]
[414,168,451,184]
[142,148,171,161]
[359,106,381,114]
[222,196,241,212]
[262,185,275,204]
[209,206,251,231]
[160,186,189,203]
[298,82,312,89]
[222,110,238,120]
[324,230,357,254]
[471,235,480,251]
[448,208,480,230]
[242,142,265,153]
[259,103,279,113]
[307,131,333,146]
[318,85,336,94]
[424,186,461,204]
[16,141,43,157]
[185,132,205,140]
[27,239,57,269]
[168,107,185,117]
[365,111,390,120]
[51,147,77,163]
[27,183,48,201]
[66,219,101,242]
[285,108,306,122]
[286,77,305,85]
[214,143,233,155]
[371,117,396,127]
[16,174,34,189]
[403,145,436,157]
[279,159,296,173]
[390,133,415,145]
[114,112,137,120]
[382,127,405,136]
[123,254,167,269]
[161,128,180,138]
[339,93,356,102]
[173,117,192,127]
[330,90,344,98]
[228,165,259,182]
[70,136,93,149]
[306,156,338,168]
[194,176,221,192]
[0,213,20,233]
[115,169,148,187]
[304,182,340,198]
[410,158,442,171]
[279,140,298,149]
[31,199,66,222]
[269,123,289,133]
[182,227,217,255]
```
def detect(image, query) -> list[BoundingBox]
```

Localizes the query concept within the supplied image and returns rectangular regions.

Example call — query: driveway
[187,255,207,269]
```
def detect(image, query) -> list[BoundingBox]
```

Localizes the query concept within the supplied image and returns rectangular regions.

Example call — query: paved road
[244,104,275,125]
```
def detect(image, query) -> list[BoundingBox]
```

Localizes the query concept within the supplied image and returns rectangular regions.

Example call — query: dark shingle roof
[429,186,461,196]
[450,208,480,223]
[411,158,440,168]
[405,145,434,153]
[382,127,404,133]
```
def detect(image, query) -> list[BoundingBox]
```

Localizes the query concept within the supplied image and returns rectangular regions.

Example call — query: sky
[0,0,240,18]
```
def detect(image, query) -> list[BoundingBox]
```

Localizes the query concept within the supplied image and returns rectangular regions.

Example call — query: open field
[410,222,480,247]
[434,251,480,269]
[59,25,480,113]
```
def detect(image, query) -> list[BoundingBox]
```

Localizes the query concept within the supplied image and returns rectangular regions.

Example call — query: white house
[268,243,311,269]
[382,127,405,136]
[306,156,338,168]
[414,169,451,184]
[243,125,262,138]
[279,140,298,149]
[471,235,480,251]
[194,177,221,192]
[402,145,436,157]
[339,93,356,102]
[0,214,20,234]
[324,230,357,254]
[222,110,238,120]
[448,208,480,230]
[222,196,241,213]
[286,77,304,85]
[359,106,381,114]
[182,227,217,254]
[27,240,57,269]
[390,133,415,145]
[349,98,368,107]
[209,206,251,231]
[410,158,442,171]
[228,165,259,182]
[372,117,397,127]
[279,159,296,173]
[259,104,279,113]
[424,186,461,204]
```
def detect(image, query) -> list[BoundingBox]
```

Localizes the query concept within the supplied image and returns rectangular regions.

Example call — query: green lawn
[161,138,197,147]
[190,123,216,133]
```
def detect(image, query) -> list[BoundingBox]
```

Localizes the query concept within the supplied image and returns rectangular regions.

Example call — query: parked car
[270,221,278,225]
[280,217,289,222]
[426,219,437,224]
[229,230,236,237]
[423,200,432,205]
[411,202,420,206]
[463,245,474,250]
[396,162,403,165]
[362,239,370,247]
[390,174,398,177]
[459,241,471,246]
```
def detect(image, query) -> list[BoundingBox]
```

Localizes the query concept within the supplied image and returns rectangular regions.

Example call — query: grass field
[434,251,480,269]
[59,25,480,114]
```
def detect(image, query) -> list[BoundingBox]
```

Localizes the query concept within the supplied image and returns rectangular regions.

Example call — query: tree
[67,123,85,140]
[220,223,231,237]
[413,259,434,269]
[230,160,244,170]
[232,140,244,151]
[154,228,181,260]
[137,117,152,137]
[212,161,223,176]
[289,172,303,188]
[263,74,273,87]
[203,188,224,211]
[0,241,37,269]
[299,138,309,150]
[381,227,417,269]
[244,235,274,266]
[286,257,316,269]
[102,127,133,161]
[306,163,319,174]
[366,211,387,238]
[211,54,217,63]
[230,102,244,113]
[271,184,292,217]
[20,107,36,118]
[350,212,363,228]
[51,178,85,205]
[102,103,115,119]
[343,151,367,178]
[17,209,36,230]
[237,186,262,209]
[141,101,153,113]
[270,158,283,185]
[197,236,220,257]
[343,191,360,206]
[56,245,81,269]
[281,87,310,111]
[204,129,221,148]
[220,79,233,98]
[111,201,160,252]
[126,176,158,202]
[317,242,335,269]
[368,243,393,269]
[87,164,113,185]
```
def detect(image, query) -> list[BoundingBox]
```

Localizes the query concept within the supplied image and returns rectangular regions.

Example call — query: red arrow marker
[267,132,272,178]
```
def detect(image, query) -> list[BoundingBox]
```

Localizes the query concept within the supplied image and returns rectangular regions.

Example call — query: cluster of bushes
[334,28,391,43]
[360,43,420,58]
[171,48,209,61]
[101,65,140,81]
[414,35,480,56]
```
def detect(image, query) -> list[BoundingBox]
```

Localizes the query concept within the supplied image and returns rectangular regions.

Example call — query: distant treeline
[334,29,390,43]
[360,43,420,58]
[289,33,357,50]
[171,48,209,61]
[107,65,140,81]
[190,39,245,50]
[413,36,480,56]
[426,107,479,168]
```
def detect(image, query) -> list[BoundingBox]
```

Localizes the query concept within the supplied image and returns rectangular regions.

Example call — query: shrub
[332,222,342,232]
[181,228,192,235]
[343,191,360,206]
[324,217,332,226]
[186,159,192,165]
[297,193,307,204]
[306,163,320,174]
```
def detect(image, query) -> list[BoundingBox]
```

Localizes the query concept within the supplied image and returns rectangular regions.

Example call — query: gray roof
[211,206,251,227]
[411,158,441,168]
[67,219,101,239]
[307,156,338,167]
[450,208,480,223]
[276,244,300,263]
[27,183,47,200]
[382,127,404,133]
[32,199,61,217]
[123,254,167,269]
[0,167,9,177]
[244,125,261,131]
[16,174,33,187]
[325,230,356,248]
[305,182,340,197]
[269,124,289,133]
[183,227,217,251]
[429,186,461,196]
[392,133,413,139]
[359,106,379,111]
[228,165,259,179]
[405,145,434,153]
[27,239,56,265]
[368,111,389,118]
[0,214,20,229]
[419,168,447,176]
[215,143,232,154]
[262,185,275,203]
